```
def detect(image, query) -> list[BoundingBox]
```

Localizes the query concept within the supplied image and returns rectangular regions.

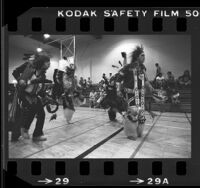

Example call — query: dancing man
[116,45,155,140]
[11,54,51,141]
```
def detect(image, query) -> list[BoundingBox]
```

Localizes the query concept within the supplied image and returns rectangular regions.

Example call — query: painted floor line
[154,124,190,130]
[129,113,162,158]
[23,121,109,158]
[185,113,191,125]
[77,127,124,159]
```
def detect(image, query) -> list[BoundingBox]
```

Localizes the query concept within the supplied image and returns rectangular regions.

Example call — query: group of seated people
[87,70,192,107]
[153,70,191,90]
[78,77,92,89]
[151,70,191,104]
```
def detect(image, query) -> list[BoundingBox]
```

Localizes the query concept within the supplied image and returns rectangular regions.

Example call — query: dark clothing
[166,76,175,89]
[156,66,162,77]
[52,83,64,100]
[21,97,45,137]
[11,62,47,139]
[13,61,48,100]
[62,93,75,111]
[100,83,127,118]
[52,69,64,99]
[178,75,191,83]
[117,63,146,89]
[10,94,22,141]
[177,74,191,89]
[106,85,117,97]
[79,79,84,87]
[82,81,87,88]
[66,67,75,78]
[12,62,29,80]
[114,63,155,119]
[55,67,76,112]
[53,69,64,84]
[52,68,77,99]
[108,109,117,121]
[116,63,146,107]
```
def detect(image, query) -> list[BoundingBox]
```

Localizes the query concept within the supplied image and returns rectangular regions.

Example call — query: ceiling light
[12,80,17,84]
[36,47,43,52]
[43,34,50,39]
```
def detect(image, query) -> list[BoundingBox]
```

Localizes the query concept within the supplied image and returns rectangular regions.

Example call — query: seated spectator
[155,73,165,89]
[96,87,106,108]
[177,70,191,88]
[79,77,84,87]
[102,73,110,89]
[89,89,96,108]
[82,79,87,89]
[99,80,104,86]
[87,77,92,87]
[165,71,179,103]
[154,63,162,81]
[166,71,176,89]
[166,71,175,81]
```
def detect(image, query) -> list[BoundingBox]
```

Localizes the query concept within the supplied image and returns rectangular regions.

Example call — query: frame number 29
[55,178,69,185]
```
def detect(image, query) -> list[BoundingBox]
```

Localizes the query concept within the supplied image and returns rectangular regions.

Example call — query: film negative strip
[2,7,200,186]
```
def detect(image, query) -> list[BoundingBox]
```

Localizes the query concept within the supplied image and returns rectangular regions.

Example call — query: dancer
[116,45,155,140]
[100,76,127,121]
[11,54,51,141]
[53,63,83,124]
[62,63,76,123]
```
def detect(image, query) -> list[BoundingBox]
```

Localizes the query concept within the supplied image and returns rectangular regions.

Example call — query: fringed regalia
[9,54,57,141]
[116,46,147,140]
[52,65,84,123]
[99,77,127,121]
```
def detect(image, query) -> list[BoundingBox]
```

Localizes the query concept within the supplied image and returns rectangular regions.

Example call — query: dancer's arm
[12,62,29,81]
[12,62,30,89]
[121,52,127,66]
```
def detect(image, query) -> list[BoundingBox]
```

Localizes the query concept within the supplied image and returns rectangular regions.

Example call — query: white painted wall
[9,35,191,84]
[75,35,191,83]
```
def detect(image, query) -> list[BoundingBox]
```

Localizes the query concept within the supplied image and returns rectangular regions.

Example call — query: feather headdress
[130,45,144,65]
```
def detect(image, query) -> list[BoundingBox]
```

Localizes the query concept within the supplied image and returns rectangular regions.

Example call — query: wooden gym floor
[8,107,191,158]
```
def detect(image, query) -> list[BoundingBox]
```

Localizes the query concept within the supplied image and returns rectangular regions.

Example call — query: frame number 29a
[147,178,169,185]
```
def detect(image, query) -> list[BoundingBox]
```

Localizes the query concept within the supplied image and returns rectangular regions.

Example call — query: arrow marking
[129,178,144,184]
[38,178,53,184]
